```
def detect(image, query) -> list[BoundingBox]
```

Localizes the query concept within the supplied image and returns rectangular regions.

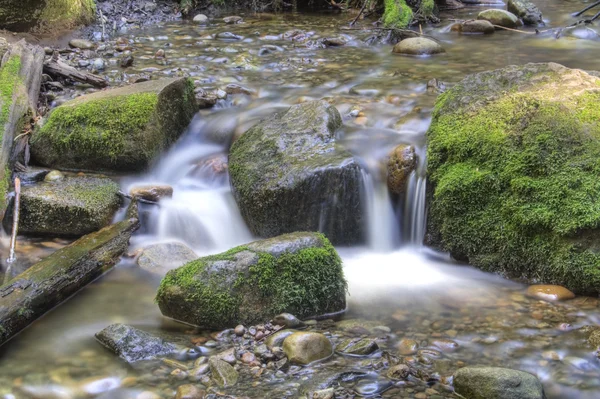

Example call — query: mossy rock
[507,0,543,26]
[3,176,121,237]
[453,367,545,399]
[30,78,197,173]
[383,0,413,29]
[229,100,365,245]
[156,232,347,329]
[426,62,600,295]
[0,0,96,33]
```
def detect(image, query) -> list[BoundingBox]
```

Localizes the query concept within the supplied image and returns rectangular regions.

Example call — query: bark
[0,218,139,346]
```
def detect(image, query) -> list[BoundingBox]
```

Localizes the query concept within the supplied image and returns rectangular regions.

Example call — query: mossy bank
[426,63,600,295]
[0,0,96,33]
[156,232,347,329]
[30,78,196,173]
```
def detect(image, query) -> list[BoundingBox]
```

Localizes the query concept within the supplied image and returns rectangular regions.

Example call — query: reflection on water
[2,2,600,398]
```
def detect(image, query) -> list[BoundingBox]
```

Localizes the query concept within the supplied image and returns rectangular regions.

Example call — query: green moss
[419,0,435,17]
[427,66,600,294]
[0,55,22,138]
[37,92,158,160]
[39,0,96,30]
[383,0,413,28]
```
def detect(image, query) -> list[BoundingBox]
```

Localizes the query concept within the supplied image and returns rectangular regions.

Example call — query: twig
[350,0,368,26]
[7,178,21,265]
[574,0,600,17]
[492,24,539,34]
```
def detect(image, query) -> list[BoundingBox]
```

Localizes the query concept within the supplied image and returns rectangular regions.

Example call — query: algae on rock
[383,0,414,28]
[0,0,96,33]
[426,62,600,295]
[156,232,347,329]
[31,78,197,173]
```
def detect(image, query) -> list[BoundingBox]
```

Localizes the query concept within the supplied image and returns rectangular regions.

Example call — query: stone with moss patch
[426,62,600,295]
[156,232,347,329]
[3,176,121,237]
[383,0,413,28]
[229,100,365,245]
[0,0,96,33]
[31,78,197,173]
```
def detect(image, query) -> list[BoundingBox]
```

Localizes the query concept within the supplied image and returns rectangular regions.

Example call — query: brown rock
[129,184,173,202]
[387,145,417,196]
[175,384,205,399]
[526,285,575,301]
[387,364,410,380]
[397,338,419,355]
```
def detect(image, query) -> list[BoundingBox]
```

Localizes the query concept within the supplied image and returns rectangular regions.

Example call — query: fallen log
[43,52,108,88]
[0,218,139,346]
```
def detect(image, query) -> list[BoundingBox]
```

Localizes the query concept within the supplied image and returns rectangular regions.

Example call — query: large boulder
[3,176,121,237]
[507,0,543,26]
[453,367,546,399]
[229,100,365,245]
[0,0,96,33]
[156,232,347,329]
[31,78,197,173]
[477,9,521,28]
[0,40,44,218]
[426,63,600,295]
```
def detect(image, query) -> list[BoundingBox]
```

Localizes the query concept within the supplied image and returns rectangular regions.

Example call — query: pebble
[69,39,94,49]
[234,325,246,336]
[193,14,209,25]
[397,339,419,355]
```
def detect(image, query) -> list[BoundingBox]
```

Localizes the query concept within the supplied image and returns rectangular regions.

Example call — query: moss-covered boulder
[0,0,96,33]
[3,176,121,237]
[426,63,600,295]
[156,232,347,329]
[229,100,365,245]
[383,0,414,28]
[507,0,543,26]
[30,78,196,173]
[453,367,545,399]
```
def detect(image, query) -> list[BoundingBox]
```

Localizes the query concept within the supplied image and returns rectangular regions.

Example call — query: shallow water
[2,1,600,398]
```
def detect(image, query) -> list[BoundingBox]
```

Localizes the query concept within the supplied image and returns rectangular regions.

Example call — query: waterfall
[361,169,401,251]
[404,172,427,245]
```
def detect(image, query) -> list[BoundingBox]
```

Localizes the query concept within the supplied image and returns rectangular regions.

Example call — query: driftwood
[0,218,138,347]
[43,52,108,88]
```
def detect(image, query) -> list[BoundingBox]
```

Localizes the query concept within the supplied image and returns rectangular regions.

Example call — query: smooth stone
[397,338,419,355]
[44,170,64,182]
[234,325,246,336]
[175,384,205,399]
[507,0,543,25]
[129,184,173,202]
[209,358,238,387]
[216,32,243,40]
[451,20,495,34]
[387,364,410,380]
[273,313,305,328]
[430,338,459,352]
[477,9,521,29]
[387,144,417,196]
[137,242,197,276]
[283,332,333,365]
[95,324,177,363]
[454,367,546,399]
[69,39,94,49]
[215,348,236,365]
[589,330,600,348]
[223,16,243,24]
[393,37,445,56]
[193,14,209,24]
[354,378,392,396]
[526,285,575,301]
[16,166,51,183]
[265,330,297,350]
[336,338,379,356]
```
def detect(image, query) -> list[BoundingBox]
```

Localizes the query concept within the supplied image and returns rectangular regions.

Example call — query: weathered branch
[574,0,600,17]
[43,52,108,88]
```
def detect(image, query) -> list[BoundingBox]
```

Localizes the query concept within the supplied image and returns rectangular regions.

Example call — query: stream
[1,1,600,398]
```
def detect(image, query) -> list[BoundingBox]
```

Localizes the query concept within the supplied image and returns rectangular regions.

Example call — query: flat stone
[69,39,95,49]
[454,367,546,399]
[95,324,177,363]
[137,242,197,275]
[336,338,379,356]
[129,184,173,202]
[451,20,495,34]
[223,16,243,24]
[209,357,238,387]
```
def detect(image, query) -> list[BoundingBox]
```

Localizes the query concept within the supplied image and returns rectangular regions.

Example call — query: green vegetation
[39,0,96,29]
[383,0,413,28]
[427,65,600,294]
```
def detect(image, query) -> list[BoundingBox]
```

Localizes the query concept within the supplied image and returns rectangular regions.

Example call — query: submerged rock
[387,144,417,197]
[156,232,347,329]
[265,330,298,349]
[453,367,545,399]
[426,63,600,295]
[3,176,121,237]
[229,100,365,245]
[137,242,197,276]
[95,324,178,363]
[283,332,333,365]
[477,9,521,28]
[209,357,238,387]
[336,338,379,356]
[507,0,543,26]
[393,37,445,56]
[451,20,495,34]
[31,78,197,172]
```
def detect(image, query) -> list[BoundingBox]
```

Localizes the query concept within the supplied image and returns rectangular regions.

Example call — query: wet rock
[397,338,419,355]
[216,32,243,40]
[234,325,246,336]
[0,0,95,32]
[526,285,575,301]
[393,37,445,56]
[353,378,392,396]
[229,100,365,244]
[120,55,134,68]
[43,169,64,182]
[426,63,600,295]
[387,144,417,197]
[189,364,210,381]
[4,176,121,237]
[451,20,495,34]
[588,330,600,348]
[69,39,95,50]
[195,89,219,109]
[215,348,236,365]
[283,332,333,365]
[95,324,177,363]
[477,9,521,28]
[175,384,205,399]
[209,358,238,387]
[137,242,197,276]
[224,84,255,96]
[156,232,347,329]
[336,319,385,335]
[507,0,543,26]
[323,37,346,47]
[336,338,379,355]
[430,338,459,352]
[273,313,305,328]
[387,364,410,380]
[92,58,105,71]
[129,184,174,202]
[312,388,335,399]
[265,330,298,349]
[16,166,51,183]
[223,16,243,24]
[31,78,196,172]
[193,14,209,25]
[454,367,545,399]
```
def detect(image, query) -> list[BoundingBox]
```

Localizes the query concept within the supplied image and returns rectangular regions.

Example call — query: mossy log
[0,40,44,219]
[0,218,138,347]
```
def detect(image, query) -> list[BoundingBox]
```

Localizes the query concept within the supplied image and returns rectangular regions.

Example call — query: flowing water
[2,1,600,398]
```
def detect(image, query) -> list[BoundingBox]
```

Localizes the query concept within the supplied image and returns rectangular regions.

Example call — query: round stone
[397,338,419,355]
[193,14,209,24]
[477,9,521,28]
[282,332,333,365]
[393,37,445,56]
[526,285,575,301]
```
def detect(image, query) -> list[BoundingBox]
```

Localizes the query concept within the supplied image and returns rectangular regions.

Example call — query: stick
[6,178,21,265]
[350,0,368,26]
[574,0,600,17]
[43,52,108,88]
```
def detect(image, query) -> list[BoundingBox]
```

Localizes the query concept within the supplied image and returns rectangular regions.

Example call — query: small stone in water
[193,14,209,25]
[224,16,243,24]
[273,313,305,328]
[69,39,94,49]
[397,338,419,355]
[137,392,161,399]
[44,170,64,182]
[241,352,256,363]
[170,368,187,380]
[120,55,134,68]
[336,338,379,356]
[526,285,575,301]
[353,378,393,396]
[388,364,410,380]
[155,49,165,58]
[234,325,246,336]
[130,184,173,202]
[175,384,206,399]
